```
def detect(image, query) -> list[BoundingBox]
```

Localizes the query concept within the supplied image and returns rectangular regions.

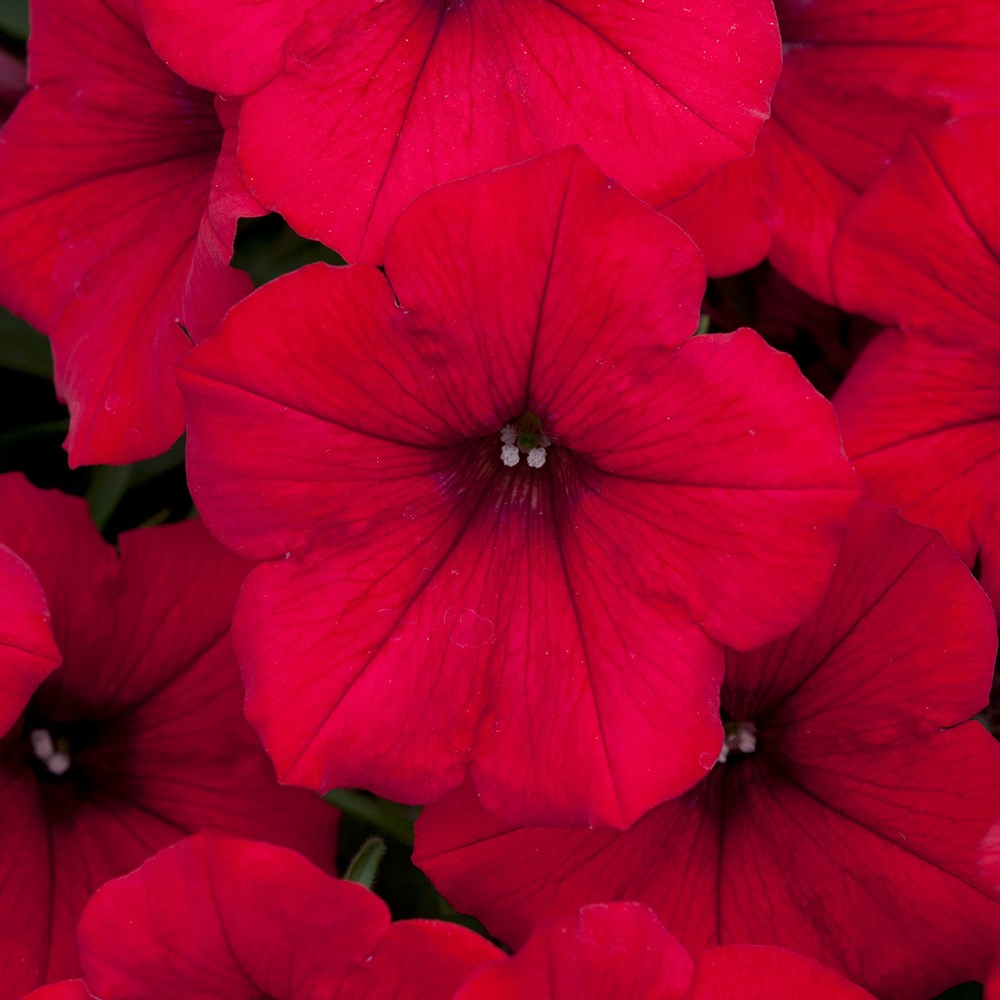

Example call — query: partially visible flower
[455,903,874,1000]
[665,1,1000,301]
[833,115,1000,614]
[71,834,500,999]
[0,475,338,998]
[180,148,860,828]
[415,502,1000,1000]
[0,0,263,466]
[136,0,781,262]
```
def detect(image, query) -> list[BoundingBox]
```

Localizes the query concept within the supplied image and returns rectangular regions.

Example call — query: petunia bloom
[664,0,1000,301]
[0,0,262,466]
[0,475,338,998]
[455,902,874,1000]
[70,834,501,999]
[136,0,781,262]
[180,147,860,829]
[415,502,1000,999]
[832,115,1000,614]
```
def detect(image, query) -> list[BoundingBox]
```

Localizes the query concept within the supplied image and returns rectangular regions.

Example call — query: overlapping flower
[0,476,337,995]
[415,502,1000,999]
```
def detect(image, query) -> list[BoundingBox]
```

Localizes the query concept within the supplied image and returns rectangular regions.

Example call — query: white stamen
[717,721,757,764]
[538,430,551,449]
[30,728,54,759]
[526,447,547,468]
[500,444,521,467]
[30,728,72,775]
[500,424,518,446]
[47,752,71,776]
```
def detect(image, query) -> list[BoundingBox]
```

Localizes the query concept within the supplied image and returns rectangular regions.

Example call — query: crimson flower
[665,0,1000,300]
[832,115,1000,615]
[415,502,1000,1000]
[456,902,874,1000]
[136,0,780,262]
[0,476,338,997]
[180,148,860,828]
[0,0,263,466]
[66,834,500,999]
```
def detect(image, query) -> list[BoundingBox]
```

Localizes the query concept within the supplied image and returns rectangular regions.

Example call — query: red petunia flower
[414,502,1000,1000]
[0,0,263,466]
[455,902,874,999]
[832,115,1000,614]
[664,1,1000,301]
[180,148,860,829]
[0,475,338,998]
[135,0,781,263]
[69,834,500,998]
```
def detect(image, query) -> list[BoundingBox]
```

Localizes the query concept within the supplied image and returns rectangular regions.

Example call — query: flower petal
[0,546,59,737]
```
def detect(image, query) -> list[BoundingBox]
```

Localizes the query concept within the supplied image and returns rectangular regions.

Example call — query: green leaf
[86,465,133,532]
[0,311,53,378]
[0,0,28,41]
[84,437,186,532]
[324,789,417,847]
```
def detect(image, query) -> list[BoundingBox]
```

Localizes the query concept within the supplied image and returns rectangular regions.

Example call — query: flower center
[499,411,550,469]
[717,720,757,764]
[30,727,72,775]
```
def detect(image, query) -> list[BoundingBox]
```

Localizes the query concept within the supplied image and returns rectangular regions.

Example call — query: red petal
[455,903,695,1000]
[834,328,1000,612]
[690,945,874,998]
[77,835,499,997]
[833,115,1000,337]
[20,985,91,1000]
[0,546,59,737]
[580,329,860,649]
[663,152,772,278]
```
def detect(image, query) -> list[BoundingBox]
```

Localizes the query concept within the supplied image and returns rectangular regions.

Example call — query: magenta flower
[67,834,500,999]
[0,476,338,997]
[0,0,262,466]
[136,0,781,262]
[415,502,1000,999]
[664,0,1000,299]
[833,115,1000,614]
[180,148,860,828]
[456,903,875,1000]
